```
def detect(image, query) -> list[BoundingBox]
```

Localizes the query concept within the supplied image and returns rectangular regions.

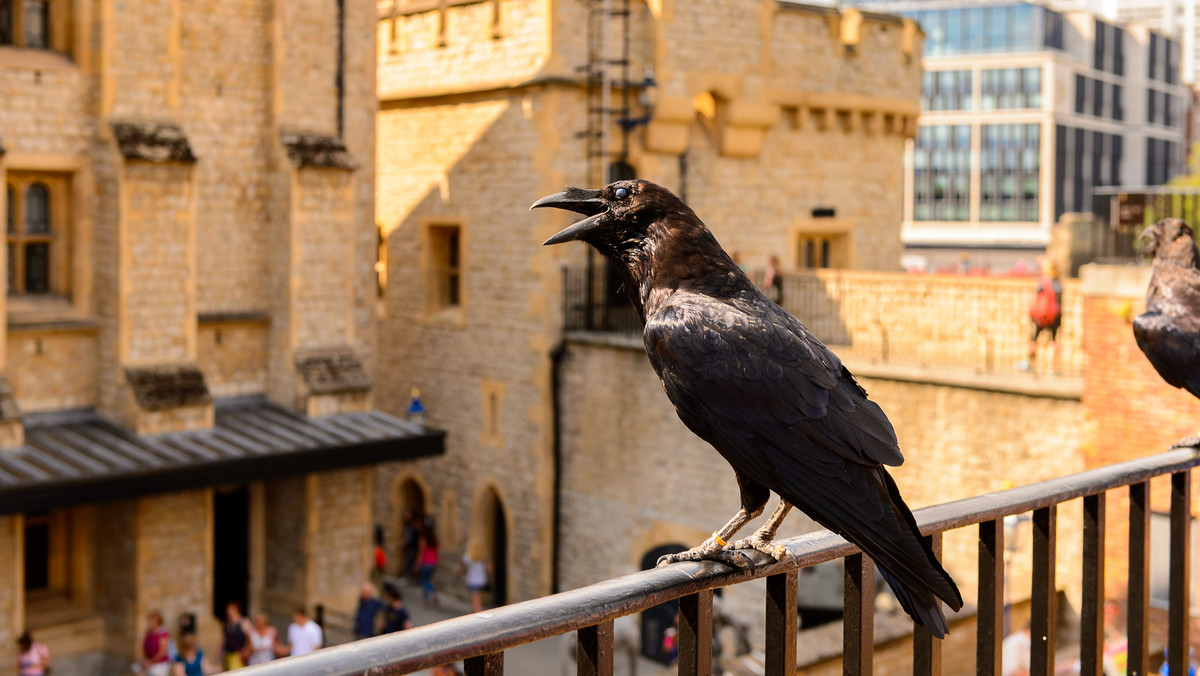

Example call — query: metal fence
[240,446,1198,676]
[561,266,1084,378]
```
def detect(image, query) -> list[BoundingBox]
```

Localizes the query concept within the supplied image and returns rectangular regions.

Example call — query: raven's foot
[1171,435,1200,450]
[656,538,754,571]
[728,532,792,563]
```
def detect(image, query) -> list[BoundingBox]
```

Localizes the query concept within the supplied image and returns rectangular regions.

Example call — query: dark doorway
[398,479,426,576]
[213,487,250,619]
[491,498,508,607]
[640,544,686,663]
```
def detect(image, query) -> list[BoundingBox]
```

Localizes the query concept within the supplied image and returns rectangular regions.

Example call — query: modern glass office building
[844,0,1189,271]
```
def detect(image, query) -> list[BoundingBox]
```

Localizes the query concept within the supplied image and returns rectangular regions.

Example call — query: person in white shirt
[286,607,323,657]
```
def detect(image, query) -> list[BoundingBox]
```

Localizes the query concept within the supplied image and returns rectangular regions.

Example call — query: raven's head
[531,180,673,253]
[1139,218,1197,261]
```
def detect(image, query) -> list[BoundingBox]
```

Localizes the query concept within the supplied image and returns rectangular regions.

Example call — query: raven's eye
[615,187,628,199]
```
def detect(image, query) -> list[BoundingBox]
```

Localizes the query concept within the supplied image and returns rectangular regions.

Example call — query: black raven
[533,180,963,636]
[1134,218,1200,401]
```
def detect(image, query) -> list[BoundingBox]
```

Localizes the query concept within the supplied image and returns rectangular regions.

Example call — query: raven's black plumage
[1134,218,1200,399]
[534,179,963,636]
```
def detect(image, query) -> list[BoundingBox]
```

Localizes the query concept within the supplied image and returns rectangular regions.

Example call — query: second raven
[534,180,963,636]
[1134,218,1200,401]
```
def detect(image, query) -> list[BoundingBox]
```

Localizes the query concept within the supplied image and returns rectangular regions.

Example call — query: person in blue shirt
[381,583,413,633]
[353,582,384,640]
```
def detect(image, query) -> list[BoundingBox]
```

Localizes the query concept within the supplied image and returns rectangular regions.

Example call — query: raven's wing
[1134,310,1200,397]
[643,296,903,468]
[643,296,963,623]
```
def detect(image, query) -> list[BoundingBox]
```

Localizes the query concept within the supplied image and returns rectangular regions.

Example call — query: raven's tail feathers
[876,564,950,638]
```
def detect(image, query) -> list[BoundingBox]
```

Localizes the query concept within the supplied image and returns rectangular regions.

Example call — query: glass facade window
[908,3,1057,56]
[979,123,1040,222]
[922,70,972,111]
[1074,74,1086,114]
[1112,83,1123,121]
[913,125,971,222]
[982,67,1041,110]
[1055,127,1124,219]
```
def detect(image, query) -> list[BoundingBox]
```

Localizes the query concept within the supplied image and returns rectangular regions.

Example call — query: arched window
[6,174,65,296]
[25,183,49,234]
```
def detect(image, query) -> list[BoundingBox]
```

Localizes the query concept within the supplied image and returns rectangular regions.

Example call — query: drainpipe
[336,0,345,137]
[550,340,567,593]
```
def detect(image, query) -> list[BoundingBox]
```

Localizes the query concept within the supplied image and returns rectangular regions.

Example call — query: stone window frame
[6,171,70,299]
[0,0,71,54]
[422,219,466,323]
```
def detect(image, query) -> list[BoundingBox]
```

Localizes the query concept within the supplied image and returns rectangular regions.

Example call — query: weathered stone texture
[378,0,550,97]
[124,162,195,364]
[281,0,340,134]
[0,517,18,671]
[310,469,371,611]
[136,491,212,642]
[110,0,176,118]
[0,64,89,157]
[93,501,137,657]
[6,330,98,412]
[263,476,308,617]
[196,321,269,399]
[295,170,357,349]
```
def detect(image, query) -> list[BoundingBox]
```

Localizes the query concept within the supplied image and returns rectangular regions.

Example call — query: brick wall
[196,321,269,398]
[5,329,97,412]
[768,271,1084,376]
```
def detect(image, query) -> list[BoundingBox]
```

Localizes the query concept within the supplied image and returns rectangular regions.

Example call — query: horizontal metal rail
[240,446,1200,676]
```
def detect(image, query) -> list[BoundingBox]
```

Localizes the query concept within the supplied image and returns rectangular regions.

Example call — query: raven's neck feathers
[1157,234,1200,270]
[603,204,749,321]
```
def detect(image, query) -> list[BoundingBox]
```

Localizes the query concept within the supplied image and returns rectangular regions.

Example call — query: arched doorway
[469,485,510,608]
[639,544,686,663]
[397,478,427,578]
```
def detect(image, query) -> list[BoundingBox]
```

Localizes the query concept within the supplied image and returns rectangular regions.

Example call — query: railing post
[1129,481,1151,676]
[678,590,713,676]
[577,620,614,676]
[765,570,797,676]
[1031,505,1057,676]
[844,552,874,676]
[1168,470,1192,676]
[1081,492,1106,676]
[465,652,504,676]
[913,533,943,676]
[977,518,1005,676]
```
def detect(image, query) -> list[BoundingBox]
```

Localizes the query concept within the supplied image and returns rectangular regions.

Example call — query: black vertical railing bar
[678,590,713,676]
[576,620,614,676]
[977,518,1004,676]
[1168,470,1192,676]
[843,552,874,676]
[1129,481,1151,676]
[464,652,503,676]
[764,570,797,676]
[1080,492,1106,676]
[913,533,943,676]
[1030,505,1057,676]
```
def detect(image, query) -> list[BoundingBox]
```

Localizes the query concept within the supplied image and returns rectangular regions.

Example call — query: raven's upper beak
[1137,224,1159,254]
[531,187,607,245]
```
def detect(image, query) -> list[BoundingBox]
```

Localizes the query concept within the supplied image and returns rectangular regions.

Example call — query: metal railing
[240,446,1198,675]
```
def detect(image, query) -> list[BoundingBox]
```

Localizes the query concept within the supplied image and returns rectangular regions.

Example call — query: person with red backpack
[1020,259,1063,373]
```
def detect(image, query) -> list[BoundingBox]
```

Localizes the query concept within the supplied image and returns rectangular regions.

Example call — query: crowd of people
[14,513,491,674]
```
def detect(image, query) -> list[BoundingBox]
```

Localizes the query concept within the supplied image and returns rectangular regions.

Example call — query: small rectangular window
[6,173,69,298]
[428,224,462,311]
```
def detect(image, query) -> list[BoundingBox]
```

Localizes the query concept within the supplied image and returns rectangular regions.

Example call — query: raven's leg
[728,499,794,562]
[656,473,771,570]
[655,505,762,569]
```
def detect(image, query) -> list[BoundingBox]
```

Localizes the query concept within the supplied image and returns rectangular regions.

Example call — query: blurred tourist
[354,581,384,639]
[1020,259,1062,374]
[285,606,323,657]
[222,601,251,669]
[247,612,278,666]
[414,516,440,607]
[381,582,414,633]
[763,255,783,304]
[171,633,217,676]
[457,540,491,613]
[141,611,172,676]
[16,631,49,676]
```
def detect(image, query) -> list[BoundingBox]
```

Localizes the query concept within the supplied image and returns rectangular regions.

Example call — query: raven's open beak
[531,188,607,245]
[1137,223,1159,255]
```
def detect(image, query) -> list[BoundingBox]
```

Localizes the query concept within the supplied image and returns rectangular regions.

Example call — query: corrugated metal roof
[0,398,444,513]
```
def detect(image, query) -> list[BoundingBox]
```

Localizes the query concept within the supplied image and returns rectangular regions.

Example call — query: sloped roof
[0,397,444,513]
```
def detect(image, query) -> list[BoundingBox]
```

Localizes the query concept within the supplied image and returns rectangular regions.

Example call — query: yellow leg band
[712,533,727,547]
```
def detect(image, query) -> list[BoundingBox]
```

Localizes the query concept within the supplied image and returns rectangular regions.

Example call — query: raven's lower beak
[531,188,607,245]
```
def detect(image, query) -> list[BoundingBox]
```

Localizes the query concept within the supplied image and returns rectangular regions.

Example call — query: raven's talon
[1171,435,1200,450]
[728,535,792,563]
[657,545,755,571]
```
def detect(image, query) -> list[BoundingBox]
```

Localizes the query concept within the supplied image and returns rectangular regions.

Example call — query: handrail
[240,445,1200,676]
